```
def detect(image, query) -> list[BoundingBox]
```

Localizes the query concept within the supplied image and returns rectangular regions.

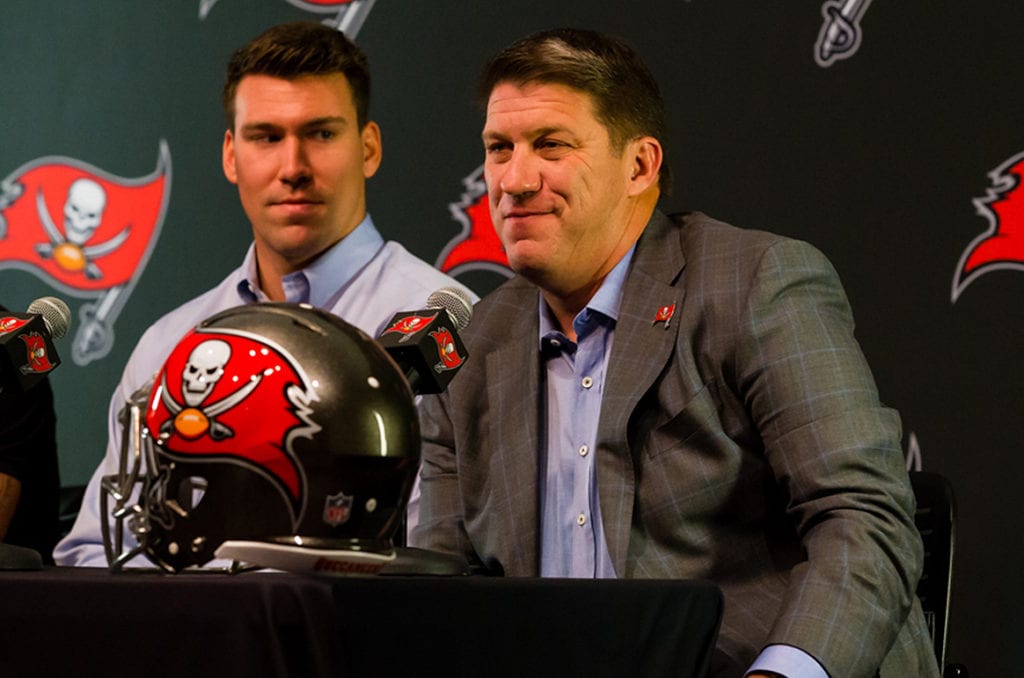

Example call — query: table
[0,566,722,677]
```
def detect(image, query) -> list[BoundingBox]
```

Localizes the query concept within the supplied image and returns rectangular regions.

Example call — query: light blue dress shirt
[538,246,633,578]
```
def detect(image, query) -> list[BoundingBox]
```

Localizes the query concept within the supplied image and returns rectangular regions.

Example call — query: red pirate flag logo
[436,165,513,279]
[652,303,676,329]
[952,150,1024,302]
[382,313,438,341]
[146,328,320,525]
[19,332,56,375]
[0,141,171,365]
[199,0,377,35]
[0,316,30,337]
[430,327,464,372]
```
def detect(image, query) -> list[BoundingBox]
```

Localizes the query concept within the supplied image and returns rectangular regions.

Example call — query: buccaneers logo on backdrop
[0,141,170,365]
[814,0,874,68]
[198,0,377,34]
[147,328,320,527]
[436,165,512,280]
[952,150,1024,302]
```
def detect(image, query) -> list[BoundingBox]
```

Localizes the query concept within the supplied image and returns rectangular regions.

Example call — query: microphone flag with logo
[0,296,71,394]
[377,287,472,395]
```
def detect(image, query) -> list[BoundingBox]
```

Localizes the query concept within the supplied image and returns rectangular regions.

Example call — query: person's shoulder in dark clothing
[0,303,61,562]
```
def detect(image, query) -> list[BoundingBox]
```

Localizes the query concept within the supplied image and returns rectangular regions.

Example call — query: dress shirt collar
[537,244,636,347]
[235,214,384,306]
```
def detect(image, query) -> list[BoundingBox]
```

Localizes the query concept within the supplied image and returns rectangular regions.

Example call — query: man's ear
[222,129,238,185]
[626,136,662,197]
[362,121,382,179]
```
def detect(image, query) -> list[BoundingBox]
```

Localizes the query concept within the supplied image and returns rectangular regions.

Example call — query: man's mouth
[503,208,550,220]
[272,197,322,206]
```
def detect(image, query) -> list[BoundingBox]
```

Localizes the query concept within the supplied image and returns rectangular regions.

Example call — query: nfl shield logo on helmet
[323,491,354,526]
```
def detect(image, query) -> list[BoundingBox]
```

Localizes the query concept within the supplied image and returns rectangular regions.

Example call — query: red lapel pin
[652,302,676,329]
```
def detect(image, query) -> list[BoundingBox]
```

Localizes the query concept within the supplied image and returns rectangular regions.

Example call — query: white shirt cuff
[746,643,829,678]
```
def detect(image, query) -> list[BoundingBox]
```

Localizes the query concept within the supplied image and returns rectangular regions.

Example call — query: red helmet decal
[146,328,320,515]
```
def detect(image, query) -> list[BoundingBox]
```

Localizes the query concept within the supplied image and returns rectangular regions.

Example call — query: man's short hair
[479,28,671,195]
[222,21,371,130]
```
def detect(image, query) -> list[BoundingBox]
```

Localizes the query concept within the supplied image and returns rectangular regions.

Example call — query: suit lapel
[596,212,686,572]
[482,285,541,574]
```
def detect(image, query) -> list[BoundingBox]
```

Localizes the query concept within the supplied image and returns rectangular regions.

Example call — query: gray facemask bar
[100,381,166,572]
[99,379,252,574]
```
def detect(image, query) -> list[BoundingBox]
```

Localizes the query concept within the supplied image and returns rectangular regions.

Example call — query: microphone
[377,287,472,395]
[0,296,71,395]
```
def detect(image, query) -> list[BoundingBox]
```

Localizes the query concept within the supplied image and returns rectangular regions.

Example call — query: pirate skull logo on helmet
[101,303,419,573]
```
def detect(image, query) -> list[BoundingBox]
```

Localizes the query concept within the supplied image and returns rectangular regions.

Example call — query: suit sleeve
[410,391,479,565]
[735,238,922,676]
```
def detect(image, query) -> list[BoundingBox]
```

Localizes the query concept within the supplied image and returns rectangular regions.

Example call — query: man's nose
[279,137,312,188]
[498,149,541,197]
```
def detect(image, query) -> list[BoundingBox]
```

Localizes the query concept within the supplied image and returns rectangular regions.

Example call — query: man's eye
[312,130,336,140]
[485,143,512,160]
[538,139,568,152]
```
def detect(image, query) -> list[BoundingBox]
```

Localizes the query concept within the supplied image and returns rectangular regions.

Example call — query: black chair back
[909,471,955,669]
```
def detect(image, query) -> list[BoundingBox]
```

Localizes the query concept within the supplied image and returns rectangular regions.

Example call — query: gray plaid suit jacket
[412,211,939,677]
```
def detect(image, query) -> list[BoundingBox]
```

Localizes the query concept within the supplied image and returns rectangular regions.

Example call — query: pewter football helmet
[101,303,419,573]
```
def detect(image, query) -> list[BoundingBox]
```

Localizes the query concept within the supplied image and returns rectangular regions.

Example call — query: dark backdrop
[1,2,1019,673]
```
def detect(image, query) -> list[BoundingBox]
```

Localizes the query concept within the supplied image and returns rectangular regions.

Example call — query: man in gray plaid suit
[411,28,938,678]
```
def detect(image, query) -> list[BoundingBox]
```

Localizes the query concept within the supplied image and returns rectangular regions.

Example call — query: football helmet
[101,303,419,573]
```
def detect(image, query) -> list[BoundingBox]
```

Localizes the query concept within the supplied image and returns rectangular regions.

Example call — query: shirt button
[578,445,589,457]
[581,376,593,389]
[577,513,587,526]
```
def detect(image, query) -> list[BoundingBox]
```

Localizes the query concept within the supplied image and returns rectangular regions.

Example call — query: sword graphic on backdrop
[73,284,130,366]
[0,180,23,240]
[199,0,378,37]
[814,0,874,68]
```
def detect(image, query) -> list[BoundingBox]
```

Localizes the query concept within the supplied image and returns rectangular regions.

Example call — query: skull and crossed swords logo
[158,339,261,441]
[33,178,131,280]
